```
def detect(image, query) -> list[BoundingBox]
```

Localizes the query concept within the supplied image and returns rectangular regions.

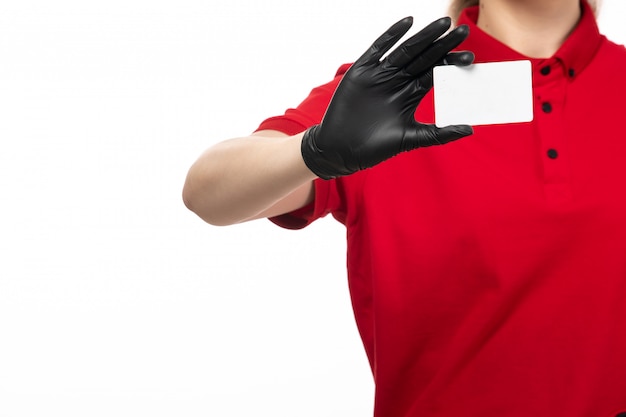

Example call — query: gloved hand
[301,16,474,180]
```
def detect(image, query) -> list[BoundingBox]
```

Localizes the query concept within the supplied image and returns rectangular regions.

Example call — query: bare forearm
[182,132,316,226]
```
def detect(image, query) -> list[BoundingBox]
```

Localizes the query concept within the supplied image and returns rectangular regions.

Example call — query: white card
[433,60,534,127]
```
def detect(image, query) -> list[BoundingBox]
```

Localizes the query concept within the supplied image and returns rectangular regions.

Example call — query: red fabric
[256,2,626,416]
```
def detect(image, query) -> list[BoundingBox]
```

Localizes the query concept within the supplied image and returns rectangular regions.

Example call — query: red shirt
[257,2,626,416]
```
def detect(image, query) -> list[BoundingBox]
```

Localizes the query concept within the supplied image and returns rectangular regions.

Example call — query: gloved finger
[417,51,474,91]
[385,17,452,69]
[405,25,470,76]
[355,17,414,66]
[403,124,473,150]
[441,51,474,66]
[416,70,435,91]
[432,124,474,145]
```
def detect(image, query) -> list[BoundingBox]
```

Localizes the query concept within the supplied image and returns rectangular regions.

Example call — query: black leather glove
[301,16,474,180]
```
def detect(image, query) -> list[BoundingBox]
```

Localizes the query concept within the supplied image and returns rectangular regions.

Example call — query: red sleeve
[255,63,351,135]
[265,178,332,229]
[255,64,351,229]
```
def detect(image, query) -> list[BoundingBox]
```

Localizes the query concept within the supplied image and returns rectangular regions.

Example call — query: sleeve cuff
[268,178,331,230]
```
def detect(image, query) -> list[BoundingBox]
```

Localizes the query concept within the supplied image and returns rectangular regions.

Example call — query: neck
[476,0,582,58]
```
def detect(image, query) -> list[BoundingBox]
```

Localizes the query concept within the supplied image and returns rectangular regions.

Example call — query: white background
[0,1,624,416]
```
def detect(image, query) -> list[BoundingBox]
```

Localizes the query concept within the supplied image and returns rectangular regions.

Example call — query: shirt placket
[533,60,572,206]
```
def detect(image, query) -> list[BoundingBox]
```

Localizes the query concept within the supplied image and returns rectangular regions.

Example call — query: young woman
[184,1,626,415]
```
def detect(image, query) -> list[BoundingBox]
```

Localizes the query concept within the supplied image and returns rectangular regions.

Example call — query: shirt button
[547,149,558,159]
[540,66,551,75]
[542,102,553,113]
[569,68,575,77]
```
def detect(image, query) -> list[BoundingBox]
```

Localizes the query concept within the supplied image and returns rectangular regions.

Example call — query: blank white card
[434,60,534,127]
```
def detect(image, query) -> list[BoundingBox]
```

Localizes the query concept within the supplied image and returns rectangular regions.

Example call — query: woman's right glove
[301,16,474,180]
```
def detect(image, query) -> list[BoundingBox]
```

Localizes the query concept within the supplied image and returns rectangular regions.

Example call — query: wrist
[301,125,354,180]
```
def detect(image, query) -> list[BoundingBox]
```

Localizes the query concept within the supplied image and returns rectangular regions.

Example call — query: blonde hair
[448,0,599,22]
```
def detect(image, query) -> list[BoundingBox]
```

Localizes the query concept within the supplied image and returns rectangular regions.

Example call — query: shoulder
[586,36,626,88]
[597,35,626,63]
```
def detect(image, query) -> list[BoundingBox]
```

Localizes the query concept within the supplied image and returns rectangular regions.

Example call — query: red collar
[457,0,603,78]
